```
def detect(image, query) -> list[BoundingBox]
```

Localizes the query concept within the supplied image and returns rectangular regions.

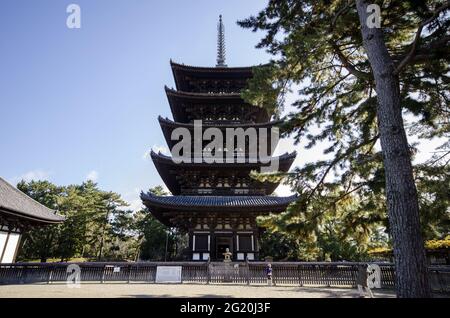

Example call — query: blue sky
[0,0,275,209]
[0,1,443,210]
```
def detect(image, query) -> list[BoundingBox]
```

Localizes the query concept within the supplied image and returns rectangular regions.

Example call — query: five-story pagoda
[141,16,297,261]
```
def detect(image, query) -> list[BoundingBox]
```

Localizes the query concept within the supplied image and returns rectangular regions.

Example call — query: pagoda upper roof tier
[158,116,281,154]
[141,192,297,227]
[170,60,261,93]
[164,87,270,123]
[170,60,255,77]
[151,149,296,168]
[150,150,296,195]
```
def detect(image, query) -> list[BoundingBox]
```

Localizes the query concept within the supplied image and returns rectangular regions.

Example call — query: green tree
[415,157,450,240]
[239,0,449,297]
[94,189,129,260]
[16,180,63,262]
[258,189,388,261]
[135,211,173,261]
[133,186,187,261]
[258,231,302,261]
[55,183,96,261]
[17,180,136,262]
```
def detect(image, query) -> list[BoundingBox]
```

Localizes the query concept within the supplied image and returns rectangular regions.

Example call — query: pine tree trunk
[356,0,430,297]
[97,210,111,261]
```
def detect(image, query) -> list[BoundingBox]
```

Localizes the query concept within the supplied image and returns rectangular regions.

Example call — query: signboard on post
[155,266,182,283]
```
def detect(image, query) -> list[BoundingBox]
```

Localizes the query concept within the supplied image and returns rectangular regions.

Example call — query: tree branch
[328,1,371,81]
[330,41,371,80]
[305,135,379,203]
[394,1,450,75]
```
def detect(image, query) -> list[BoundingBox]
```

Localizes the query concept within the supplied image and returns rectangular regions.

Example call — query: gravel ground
[0,283,396,298]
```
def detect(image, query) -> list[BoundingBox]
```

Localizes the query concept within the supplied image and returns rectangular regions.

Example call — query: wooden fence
[0,261,448,292]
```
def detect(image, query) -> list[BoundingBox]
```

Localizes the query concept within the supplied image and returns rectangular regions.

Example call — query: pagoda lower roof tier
[141,192,297,227]
[158,116,281,154]
[170,60,259,93]
[141,192,297,211]
[150,150,296,195]
[165,87,270,123]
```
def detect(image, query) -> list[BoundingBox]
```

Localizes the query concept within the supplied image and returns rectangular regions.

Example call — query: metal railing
[0,261,448,292]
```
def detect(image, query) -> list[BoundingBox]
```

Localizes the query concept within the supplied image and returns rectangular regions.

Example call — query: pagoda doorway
[215,236,233,260]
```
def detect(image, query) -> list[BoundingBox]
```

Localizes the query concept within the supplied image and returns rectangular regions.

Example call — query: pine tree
[238,0,449,297]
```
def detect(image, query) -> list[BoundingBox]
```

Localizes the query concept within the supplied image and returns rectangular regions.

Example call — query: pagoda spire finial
[216,15,227,67]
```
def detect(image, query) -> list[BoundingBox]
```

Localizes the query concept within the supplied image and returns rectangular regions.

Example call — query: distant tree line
[16,179,447,264]
[17,181,187,262]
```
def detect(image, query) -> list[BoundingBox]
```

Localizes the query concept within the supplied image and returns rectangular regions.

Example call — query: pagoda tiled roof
[164,87,270,123]
[165,86,242,99]
[150,149,296,167]
[158,116,282,153]
[142,192,297,227]
[170,60,255,74]
[158,116,281,129]
[150,150,296,195]
[141,191,297,211]
[170,60,260,92]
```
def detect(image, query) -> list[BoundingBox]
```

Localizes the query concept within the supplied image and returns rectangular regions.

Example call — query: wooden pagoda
[142,16,297,261]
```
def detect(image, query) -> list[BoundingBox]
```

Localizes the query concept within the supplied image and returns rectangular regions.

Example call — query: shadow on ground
[121,286,397,298]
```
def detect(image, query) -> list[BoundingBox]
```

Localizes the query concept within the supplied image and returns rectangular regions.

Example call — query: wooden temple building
[0,177,64,263]
[141,16,297,261]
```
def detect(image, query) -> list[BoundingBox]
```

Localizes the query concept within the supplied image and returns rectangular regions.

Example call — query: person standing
[266,263,273,286]
[357,264,374,298]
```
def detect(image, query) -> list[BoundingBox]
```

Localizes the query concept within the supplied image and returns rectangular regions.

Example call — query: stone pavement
[0,283,397,298]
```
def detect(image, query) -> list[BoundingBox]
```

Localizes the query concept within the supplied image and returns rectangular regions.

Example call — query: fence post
[206,259,211,284]
[245,258,250,285]
[47,265,54,284]
[272,264,276,286]
[326,265,331,287]
[298,265,303,287]
[127,264,131,284]
[21,265,28,284]
[434,269,444,293]
[101,265,106,283]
